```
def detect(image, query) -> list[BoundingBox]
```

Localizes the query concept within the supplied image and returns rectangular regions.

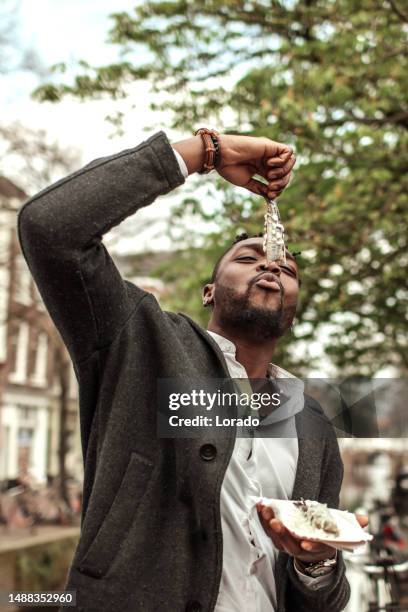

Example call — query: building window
[1,425,11,479]
[30,331,48,387]
[27,327,38,380]
[8,323,19,374]
[17,427,34,474]
[17,405,37,423]
[9,321,29,384]
[14,254,32,305]
[0,265,9,362]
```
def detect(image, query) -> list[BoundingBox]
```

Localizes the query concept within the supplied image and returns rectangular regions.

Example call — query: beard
[213,282,296,340]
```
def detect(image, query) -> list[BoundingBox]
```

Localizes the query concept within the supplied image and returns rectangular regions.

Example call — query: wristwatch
[295,555,337,578]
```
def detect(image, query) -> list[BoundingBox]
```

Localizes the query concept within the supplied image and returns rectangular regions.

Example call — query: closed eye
[235,256,258,262]
[281,266,297,277]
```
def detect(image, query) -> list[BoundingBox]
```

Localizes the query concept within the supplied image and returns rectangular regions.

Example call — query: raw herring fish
[259,497,373,552]
[263,199,286,264]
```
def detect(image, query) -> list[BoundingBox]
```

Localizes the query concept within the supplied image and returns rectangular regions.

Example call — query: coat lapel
[276,402,326,610]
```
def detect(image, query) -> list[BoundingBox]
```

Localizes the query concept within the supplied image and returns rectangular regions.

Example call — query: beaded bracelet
[194,128,221,174]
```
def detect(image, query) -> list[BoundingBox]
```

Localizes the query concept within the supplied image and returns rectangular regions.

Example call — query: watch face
[296,556,337,578]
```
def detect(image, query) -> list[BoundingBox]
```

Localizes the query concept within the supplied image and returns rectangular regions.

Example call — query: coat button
[199,443,217,461]
[185,601,202,612]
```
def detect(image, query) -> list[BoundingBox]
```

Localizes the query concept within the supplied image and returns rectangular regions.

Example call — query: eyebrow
[234,242,297,265]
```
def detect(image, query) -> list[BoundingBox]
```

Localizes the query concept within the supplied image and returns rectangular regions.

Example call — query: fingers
[265,141,293,165]
[267,155,296,180]
[245,177,270,197]
[267,173,291,200]
[270,522,335,560]
[265,153,295,199]
[268,519,303,556]
[257,506,336,562]
[356,513,369,528]
[298,540,334,557]
[216,137,295,196]
[258,503,275,523]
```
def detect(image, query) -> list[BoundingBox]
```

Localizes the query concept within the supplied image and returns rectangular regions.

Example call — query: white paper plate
[259,497,373,552]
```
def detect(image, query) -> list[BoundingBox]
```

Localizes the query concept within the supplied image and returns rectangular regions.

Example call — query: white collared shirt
[207,331,335,611]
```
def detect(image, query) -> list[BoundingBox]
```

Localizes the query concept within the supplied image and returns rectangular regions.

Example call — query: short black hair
[209,232,301,284]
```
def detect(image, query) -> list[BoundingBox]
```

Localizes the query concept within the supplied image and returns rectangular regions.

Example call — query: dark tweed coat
[18,131,350,611]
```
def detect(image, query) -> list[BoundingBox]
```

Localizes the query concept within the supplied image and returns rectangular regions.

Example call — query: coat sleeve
[17,131,185,365]
[285,428,351,611]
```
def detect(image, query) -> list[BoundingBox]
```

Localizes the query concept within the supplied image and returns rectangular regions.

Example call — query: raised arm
[18,130,294,365]
[18,131,185,364]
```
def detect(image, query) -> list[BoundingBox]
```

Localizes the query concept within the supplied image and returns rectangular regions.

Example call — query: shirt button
[199,444,217,461]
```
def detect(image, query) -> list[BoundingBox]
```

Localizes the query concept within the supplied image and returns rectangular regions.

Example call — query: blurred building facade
[0,177,81,486]
[340,438,408,511]
[0,178,170,489]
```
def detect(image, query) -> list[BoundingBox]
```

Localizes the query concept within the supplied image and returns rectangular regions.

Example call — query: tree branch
[388,0,408,23]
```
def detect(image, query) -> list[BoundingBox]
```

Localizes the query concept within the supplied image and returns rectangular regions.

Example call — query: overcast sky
[1,1,204,253]
[3,0,174,160]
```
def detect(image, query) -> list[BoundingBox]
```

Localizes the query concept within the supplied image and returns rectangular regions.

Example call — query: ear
[202,283,214,307]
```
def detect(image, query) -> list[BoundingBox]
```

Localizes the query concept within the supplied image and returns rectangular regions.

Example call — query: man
[18,130,361,611]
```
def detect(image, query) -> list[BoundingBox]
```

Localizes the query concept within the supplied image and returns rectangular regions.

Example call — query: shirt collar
[207,330,304,427]
[206,330,296,380]
[206,330,237,356]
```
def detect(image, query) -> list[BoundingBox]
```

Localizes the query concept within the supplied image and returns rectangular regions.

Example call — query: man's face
[205,237,300,339]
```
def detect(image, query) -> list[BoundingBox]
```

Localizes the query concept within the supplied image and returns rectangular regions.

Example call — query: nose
[258,259,282,275]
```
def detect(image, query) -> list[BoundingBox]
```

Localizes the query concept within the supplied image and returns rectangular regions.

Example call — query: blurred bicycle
[346,500,408,611]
